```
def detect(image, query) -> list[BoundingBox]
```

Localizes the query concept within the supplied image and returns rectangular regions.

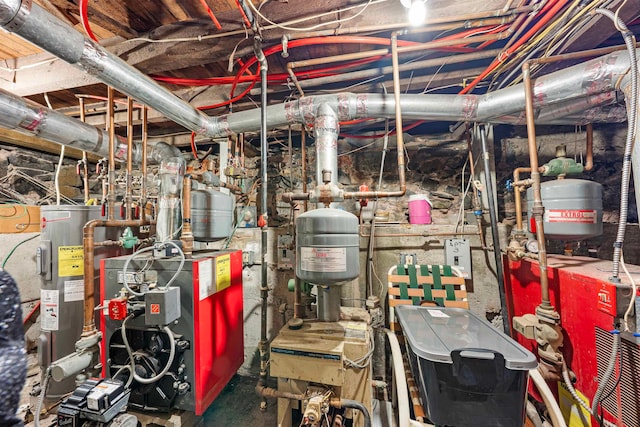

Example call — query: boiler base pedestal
[270,316,372,427]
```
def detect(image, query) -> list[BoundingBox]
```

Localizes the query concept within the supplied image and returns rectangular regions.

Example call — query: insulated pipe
[479,127,509,335]
[0,86,130,160]
[314,103,339,190]
[0,0,213,135]
[206,48,634,136]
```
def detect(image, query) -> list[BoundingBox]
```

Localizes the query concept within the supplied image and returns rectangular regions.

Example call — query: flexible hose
[561,361,592,414]
[332,399,372,427]
[121,315,177,385]
[594,8,639,279]
[34,367,52,427]
[591,331,621,420]
[529,368,567,427]
[384,329,411,427]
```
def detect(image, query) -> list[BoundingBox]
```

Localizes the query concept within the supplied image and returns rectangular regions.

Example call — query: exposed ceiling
[0,0,638,155]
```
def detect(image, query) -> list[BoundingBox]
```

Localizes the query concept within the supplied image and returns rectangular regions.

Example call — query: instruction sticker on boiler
[41,289,59,331]
[216,254,231,292]
[300,247,347,272]
[58,246,84,277]
[198,259,214,300]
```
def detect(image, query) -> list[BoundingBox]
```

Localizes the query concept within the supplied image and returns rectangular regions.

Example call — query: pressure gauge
[525,239,539,254]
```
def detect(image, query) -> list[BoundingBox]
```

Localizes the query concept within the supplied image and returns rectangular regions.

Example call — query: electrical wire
[2,233,40,269]
[121,315,177,385]
[245,0,379,32]
[620,253,636,332]
[79,0,98,42]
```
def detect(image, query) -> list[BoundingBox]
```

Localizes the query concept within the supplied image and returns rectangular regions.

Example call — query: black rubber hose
[332,398,372,427]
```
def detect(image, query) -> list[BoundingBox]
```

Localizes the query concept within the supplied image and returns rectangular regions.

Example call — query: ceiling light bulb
[408,0,426,27]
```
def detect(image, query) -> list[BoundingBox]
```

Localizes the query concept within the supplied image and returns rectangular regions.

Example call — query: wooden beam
[0,128,101,161]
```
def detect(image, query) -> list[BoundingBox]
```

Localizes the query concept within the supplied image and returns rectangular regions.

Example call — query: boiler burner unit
[100,250,244,415]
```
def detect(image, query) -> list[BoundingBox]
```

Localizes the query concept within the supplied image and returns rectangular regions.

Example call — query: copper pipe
[359,228,480,238]
[181,175,194,258]
[283,35,408,203]
[125,97,134,221]
[523,61,550,310]
[107,87,116,221]
[141,106,148,215]
[82,218,151,333]
[79,98,90,203]
[585,123,594,171]
[513,166,532,233]
[301,128,308,212]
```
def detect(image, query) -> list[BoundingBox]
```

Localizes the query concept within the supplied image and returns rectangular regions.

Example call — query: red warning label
[545,209,597,224]
[150,303,161,314]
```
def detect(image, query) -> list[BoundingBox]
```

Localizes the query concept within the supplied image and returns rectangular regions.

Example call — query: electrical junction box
[145,287,181,326]
[444,239,472,278]
[277,234,294,270]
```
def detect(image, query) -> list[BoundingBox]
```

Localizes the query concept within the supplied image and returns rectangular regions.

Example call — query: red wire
[79,0,98,42]
[198,0,222,30]
[459,0,568,94]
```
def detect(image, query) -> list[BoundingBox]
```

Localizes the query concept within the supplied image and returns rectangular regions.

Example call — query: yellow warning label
[558,381,592,427]
[216,254,231,292]
[58,246,84,277]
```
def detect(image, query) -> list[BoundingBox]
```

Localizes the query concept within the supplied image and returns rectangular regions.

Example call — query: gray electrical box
[145,287,181,326]
[444,239,472,279]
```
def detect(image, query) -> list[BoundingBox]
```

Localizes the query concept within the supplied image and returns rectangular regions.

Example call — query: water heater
[526,178,602,240]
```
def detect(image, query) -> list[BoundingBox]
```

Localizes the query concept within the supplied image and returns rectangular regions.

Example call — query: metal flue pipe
[0,0,212,135]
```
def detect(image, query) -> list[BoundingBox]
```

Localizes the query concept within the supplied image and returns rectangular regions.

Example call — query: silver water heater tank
[191,189,234,241]
[526,179,603,240]
[296,208,359,285]
[38,205,120,400]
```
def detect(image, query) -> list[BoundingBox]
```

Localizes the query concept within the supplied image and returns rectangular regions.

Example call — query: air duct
[0,0,637,153]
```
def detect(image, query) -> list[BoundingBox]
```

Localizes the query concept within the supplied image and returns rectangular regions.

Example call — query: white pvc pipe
[529,368,567,427]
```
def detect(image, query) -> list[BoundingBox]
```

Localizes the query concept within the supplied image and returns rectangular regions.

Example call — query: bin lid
[396,306,537,370]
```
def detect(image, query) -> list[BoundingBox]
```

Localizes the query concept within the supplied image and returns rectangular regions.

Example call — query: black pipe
[479,126,510,336]
[331,398,372,427]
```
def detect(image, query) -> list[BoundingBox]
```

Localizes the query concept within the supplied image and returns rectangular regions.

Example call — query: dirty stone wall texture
[0,122,636,376]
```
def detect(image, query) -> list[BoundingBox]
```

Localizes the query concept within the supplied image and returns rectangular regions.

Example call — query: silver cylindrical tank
[526,179,603,240]
[191,188,234,241]
[38,205,119,399]
[296,208,359,285]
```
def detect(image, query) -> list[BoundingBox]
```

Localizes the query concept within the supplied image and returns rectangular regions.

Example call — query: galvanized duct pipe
[0,86,131,160]
[0,0,637,157]
[206,49,633,136]
[314,104,340,192]
[0,0,212,135]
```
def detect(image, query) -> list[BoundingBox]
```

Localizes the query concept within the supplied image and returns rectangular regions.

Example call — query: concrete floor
[18,352,279,427]
[203,375,279,426]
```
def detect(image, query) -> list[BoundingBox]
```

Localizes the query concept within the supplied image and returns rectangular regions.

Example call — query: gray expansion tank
[527,178,603,241]
[296,208,359,284]
[191,188,234,241]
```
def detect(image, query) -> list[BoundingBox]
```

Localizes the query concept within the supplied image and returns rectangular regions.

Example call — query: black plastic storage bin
[395,306,537,427]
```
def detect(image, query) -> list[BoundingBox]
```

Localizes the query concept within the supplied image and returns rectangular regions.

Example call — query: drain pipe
[254,35,270,411]
[478,127,510,335]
